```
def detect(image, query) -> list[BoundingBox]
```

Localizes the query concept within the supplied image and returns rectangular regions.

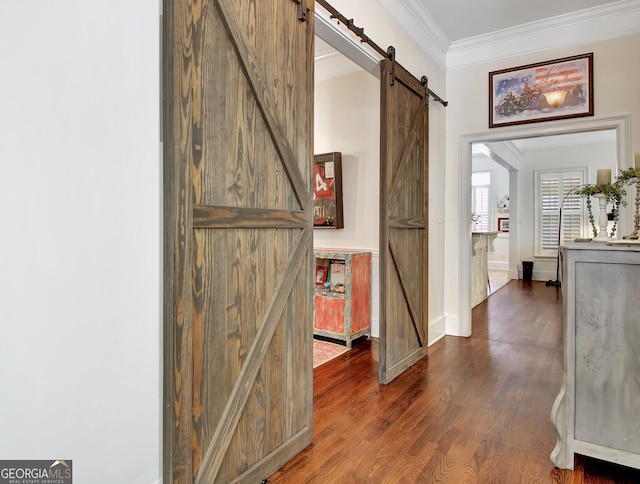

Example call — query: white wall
[316,0,448,344]
[0,2,161,483]
[314,70,381,336]
[445,33,640,334]
[516,141,616,280]
[314,71,380,249]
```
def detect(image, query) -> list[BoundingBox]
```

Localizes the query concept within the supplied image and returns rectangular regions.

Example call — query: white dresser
[552,242,640,470]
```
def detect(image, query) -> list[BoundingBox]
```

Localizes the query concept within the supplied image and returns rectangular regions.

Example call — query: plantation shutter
[561,175,584,243]
[537,170,585,256]
[472,172,491,232]
[540,176,560,250]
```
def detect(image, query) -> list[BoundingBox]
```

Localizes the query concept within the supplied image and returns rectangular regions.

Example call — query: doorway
[471,144,514,302]
[313,35,381,349]
[314,9,432,384]
[459,115,633,336]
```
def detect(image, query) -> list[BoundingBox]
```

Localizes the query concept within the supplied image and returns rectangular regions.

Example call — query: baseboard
[516,269,557,282]
[488,261,509,271]
[370,316,379,339]
[534,269,558,282]
[428,315,446,346]
[445,313,465,337]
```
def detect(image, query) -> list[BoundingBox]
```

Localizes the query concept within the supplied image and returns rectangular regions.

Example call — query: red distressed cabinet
[313,249,371,348]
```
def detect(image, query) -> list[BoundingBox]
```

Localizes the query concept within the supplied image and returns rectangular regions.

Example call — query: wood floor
[269,280,640,483]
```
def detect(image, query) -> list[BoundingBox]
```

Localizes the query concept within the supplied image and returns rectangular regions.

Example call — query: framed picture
[489,53,593,128]
[315,266,328,285]
[498,217,509,232]
[313,152,344,229]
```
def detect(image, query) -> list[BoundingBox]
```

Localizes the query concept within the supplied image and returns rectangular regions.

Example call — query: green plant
[615,167,640,186]
[616,167,640,239]
[576,182,627,237]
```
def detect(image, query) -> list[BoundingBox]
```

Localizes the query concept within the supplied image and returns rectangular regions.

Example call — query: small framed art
[498,217,510,232]
[313,152,344,228]
[315,266,328,286]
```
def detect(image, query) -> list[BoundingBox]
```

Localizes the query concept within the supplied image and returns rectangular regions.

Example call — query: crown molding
[447,0,640,70]
[377,0,448,69]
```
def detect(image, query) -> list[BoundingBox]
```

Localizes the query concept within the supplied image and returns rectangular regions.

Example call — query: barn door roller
[387,46,396,87]
[292,0,308,22]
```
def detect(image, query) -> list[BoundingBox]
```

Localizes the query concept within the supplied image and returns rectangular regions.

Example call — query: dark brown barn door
[379,59,429,384]
[163,1,314,482]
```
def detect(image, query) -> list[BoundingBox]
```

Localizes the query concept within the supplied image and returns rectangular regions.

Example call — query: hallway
[270,281,640,483]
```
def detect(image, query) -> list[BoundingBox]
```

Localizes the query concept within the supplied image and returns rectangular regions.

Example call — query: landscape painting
[489,53,593,128]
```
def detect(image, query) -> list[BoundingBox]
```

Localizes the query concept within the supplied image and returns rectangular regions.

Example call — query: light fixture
[543,90,568,108]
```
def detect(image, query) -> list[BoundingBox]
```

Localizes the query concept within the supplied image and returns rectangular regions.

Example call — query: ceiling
[315,0,639,74]
[413,0,621,43]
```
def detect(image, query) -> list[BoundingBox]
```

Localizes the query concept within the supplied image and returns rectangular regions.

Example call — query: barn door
[163,1,314,483]
[379,59,429,384]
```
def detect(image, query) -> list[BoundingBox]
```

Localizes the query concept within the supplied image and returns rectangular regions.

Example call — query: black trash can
[522,260,534,282]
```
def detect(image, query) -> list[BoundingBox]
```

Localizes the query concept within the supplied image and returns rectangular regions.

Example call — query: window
[535,169,586,257]
[471,171,491,232]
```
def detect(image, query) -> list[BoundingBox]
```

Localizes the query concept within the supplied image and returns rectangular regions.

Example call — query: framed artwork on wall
[313,152,344,229]
[489,53,593,128]
[315,266,328,285]
[498,217,510,232]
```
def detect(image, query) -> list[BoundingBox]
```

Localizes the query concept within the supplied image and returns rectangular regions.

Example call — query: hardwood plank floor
[269,281,640,483]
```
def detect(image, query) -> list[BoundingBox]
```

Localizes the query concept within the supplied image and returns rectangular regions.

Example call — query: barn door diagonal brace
[315,0,448,106]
